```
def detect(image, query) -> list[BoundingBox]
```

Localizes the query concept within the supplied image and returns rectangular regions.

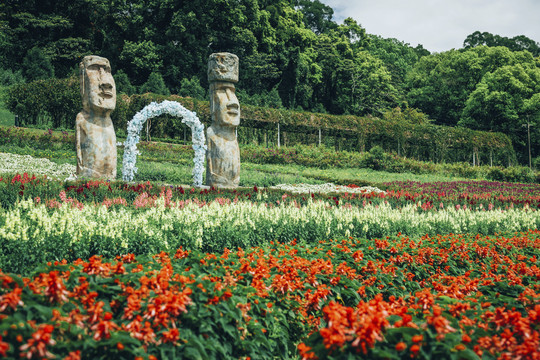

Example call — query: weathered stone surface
[206,53,241,188]
[207,53,239,83]
[76,55,117,180]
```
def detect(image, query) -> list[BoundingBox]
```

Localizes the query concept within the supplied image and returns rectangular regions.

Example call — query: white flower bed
[1,198,538,251]
[0,152,76,180]
[269,183,385,194]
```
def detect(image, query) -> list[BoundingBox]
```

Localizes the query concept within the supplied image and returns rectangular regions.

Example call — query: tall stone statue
[206,53,240,188]
[76,55,117,179]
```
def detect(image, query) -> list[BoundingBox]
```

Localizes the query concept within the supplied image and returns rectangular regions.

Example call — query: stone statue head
[208,53,240,127]
[209,81,240,127]
[80,55,116,114]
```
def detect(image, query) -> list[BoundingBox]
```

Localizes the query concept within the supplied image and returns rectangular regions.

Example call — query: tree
[140,72,170,96]
[0,19,11,68]
[22,47,55,81]
[295,0,337,35]
[460,63,540,163]
[366,35,422,100]
[114,70,136,96]
[344,51,398,115]
[464,31,540,57]
[0,0,95,76]
[313,25,396,116]
[406,46,536,126]
[178,76,205,100]
[119,40,163,85]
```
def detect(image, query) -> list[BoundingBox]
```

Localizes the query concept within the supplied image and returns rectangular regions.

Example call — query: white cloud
[321,0,540,52]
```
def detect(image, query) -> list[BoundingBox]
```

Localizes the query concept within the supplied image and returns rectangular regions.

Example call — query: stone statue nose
[226,88,237,100]
[227,101,238,110]
[100,82,113,90]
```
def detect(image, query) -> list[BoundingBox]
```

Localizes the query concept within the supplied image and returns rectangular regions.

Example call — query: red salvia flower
[19,324,56,359]
[0,287,23,312]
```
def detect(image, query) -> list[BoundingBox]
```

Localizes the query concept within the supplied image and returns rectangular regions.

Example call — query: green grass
[242,162,471,185]
[1,142,468,187]
[0,109,13,127]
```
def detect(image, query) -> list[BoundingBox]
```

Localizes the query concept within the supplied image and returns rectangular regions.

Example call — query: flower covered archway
[121,100,206,186]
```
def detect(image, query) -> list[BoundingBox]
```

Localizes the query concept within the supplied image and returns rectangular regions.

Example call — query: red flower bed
[3,174,540,212]
[1,230,539,359]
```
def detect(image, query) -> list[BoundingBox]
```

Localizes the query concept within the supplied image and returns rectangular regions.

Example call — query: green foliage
[22,47,55,81]
[406,46,538,126]
[119,40,163,84]
[237,87,283,108]
[140,71,170,96]
[311,27,396,115]
[460,63,540,163]
[177,76,206,100]
[114,70,136,96]
[0,126,75,151]
[464,31,540,56]
[5,77,79,128]
[111,94,131,138]
[0,67,25,86]
[366,35,421,99]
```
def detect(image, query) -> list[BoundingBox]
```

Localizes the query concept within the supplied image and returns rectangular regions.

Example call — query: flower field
[0,172,539,359]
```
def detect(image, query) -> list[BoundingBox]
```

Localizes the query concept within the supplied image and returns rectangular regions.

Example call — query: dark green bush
[5,77,78,128]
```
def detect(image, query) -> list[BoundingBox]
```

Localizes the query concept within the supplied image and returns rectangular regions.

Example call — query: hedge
[6,78,515,165]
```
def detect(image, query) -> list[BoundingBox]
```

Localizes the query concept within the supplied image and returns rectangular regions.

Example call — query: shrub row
[242,145,539,183]
[1,124,538,183]
[5,78,515,164]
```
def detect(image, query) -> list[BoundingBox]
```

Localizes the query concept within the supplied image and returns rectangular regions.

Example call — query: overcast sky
[321,0,540,53]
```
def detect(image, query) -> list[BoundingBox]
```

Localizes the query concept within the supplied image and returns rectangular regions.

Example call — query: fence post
[277,122,280,148]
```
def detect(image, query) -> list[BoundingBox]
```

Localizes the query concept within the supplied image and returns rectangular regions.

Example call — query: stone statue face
[210,82,240,127]
[81,56,116,113]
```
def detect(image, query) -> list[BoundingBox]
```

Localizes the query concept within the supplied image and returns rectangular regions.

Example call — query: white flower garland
[121,100,207,186]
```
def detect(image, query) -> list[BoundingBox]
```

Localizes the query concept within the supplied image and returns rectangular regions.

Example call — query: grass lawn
[0,141,470,187]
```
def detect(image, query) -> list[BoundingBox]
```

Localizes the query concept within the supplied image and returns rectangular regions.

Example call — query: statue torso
[206,126,240,187]
[76,112,117,179]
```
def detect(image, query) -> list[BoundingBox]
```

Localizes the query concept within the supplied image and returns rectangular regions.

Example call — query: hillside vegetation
[0,1,539,164]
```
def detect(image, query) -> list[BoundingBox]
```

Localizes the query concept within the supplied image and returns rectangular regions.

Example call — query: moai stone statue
[76,55,117,180]
[206,53,240,188]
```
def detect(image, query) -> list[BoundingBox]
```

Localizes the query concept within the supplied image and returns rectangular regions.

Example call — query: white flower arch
[121,100,206,186]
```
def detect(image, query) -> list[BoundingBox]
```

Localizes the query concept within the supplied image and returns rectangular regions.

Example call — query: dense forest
[0,0,539,164]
